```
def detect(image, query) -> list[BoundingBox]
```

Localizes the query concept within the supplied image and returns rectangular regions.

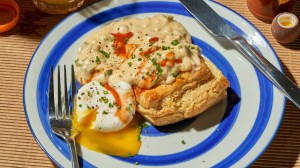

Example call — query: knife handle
[231,36,300,109]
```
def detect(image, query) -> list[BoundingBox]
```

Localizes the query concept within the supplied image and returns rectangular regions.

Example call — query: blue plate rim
[23,0,286,167]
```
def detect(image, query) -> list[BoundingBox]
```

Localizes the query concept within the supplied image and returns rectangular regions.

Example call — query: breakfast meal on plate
[73,14,230,157]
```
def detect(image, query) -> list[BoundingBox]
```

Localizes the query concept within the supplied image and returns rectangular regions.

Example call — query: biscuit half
[134,57,230,126]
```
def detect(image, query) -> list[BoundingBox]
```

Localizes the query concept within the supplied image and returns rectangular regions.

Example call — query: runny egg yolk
[72,112,143,157]
[71,80,143,157]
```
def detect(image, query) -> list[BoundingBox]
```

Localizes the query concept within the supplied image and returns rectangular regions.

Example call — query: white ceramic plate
[23,0,285,167]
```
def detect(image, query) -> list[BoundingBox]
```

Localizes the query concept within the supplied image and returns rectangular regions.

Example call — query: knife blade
[180,0,300,109]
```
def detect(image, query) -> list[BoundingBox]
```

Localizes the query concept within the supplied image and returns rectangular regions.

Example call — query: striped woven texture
[0,0,299,167]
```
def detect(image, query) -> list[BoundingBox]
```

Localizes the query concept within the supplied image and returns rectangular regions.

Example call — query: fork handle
[66,138,80,168]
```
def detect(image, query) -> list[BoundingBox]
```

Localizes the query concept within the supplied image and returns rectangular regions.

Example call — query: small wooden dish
[271,12,300,44]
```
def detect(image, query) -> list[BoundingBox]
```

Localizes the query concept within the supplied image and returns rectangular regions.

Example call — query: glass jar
[32,0,84,14]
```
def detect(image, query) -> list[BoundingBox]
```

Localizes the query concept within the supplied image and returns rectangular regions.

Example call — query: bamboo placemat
[0,0,299,167]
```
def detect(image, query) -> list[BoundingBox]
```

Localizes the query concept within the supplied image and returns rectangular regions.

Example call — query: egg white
[75,80,135,132]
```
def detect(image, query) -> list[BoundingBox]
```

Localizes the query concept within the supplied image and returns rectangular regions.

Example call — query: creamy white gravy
[75,14,201,89]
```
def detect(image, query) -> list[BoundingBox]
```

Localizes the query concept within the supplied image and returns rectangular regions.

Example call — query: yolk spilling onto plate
[72,110,143,157]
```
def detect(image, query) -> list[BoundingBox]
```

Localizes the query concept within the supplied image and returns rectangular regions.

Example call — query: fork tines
[49,65,77,120]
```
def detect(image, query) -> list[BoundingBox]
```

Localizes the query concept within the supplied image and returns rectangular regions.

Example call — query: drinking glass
[247,0,295,22]
[32,0,84,14]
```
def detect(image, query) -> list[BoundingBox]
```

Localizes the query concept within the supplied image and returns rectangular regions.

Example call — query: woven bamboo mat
[0,0,299,167]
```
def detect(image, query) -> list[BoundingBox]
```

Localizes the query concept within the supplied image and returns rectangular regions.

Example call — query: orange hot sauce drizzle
[160,59,182,67]
[86,69,101,83]
[102,83,132,124]
[139,37,159,56]
[112,32,134,58]
[139,46,158,57]
[160,51,182,67]
[171,59,183,66]
[148,37,159,43]
[103,84,122,108]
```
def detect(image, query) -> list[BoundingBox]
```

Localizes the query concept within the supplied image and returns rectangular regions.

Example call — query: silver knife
[180,0,300,109]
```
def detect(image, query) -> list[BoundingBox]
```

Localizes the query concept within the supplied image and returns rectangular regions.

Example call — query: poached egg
[72,80,142,156]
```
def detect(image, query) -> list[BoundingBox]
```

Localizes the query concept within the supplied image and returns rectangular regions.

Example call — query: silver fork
[49,65,80,168]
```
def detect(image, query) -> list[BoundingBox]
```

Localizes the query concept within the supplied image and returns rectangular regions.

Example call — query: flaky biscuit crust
[134,57,230,126]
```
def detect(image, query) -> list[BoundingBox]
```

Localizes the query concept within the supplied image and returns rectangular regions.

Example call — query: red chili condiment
[104,83,133,124]
[103,84,122,108]
[112,32,134,58]
[139,46,158,56]
[160,59,167,67]
[148,37,159,43]
[86,69,100,83]
[171,59,182,66]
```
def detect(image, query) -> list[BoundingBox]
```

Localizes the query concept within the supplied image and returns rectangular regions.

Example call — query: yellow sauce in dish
[281,21,292,27]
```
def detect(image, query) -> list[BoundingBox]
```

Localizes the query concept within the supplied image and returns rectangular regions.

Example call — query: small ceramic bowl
[0,0,20,33]
[271,12,300,44]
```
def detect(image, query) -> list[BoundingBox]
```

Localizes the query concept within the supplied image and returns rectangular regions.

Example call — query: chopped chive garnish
[128,62,132,67]
[138,57,142,61]
[100,50,110,58]
[102,110,108,115]
[145,54,150,59]
[79,104,82,108]
[181,140,186,145]
[151,58,158,65]
[171,40,179,46]
[100,97,109,104]
[87,91,92,97]
[108,103,114,108]
[95,56,101,64]
[177,74,183,78]
[139,123,149,129]
[162,46,168,50]
[104,69,112,76]
[103,90,108,94]
[156,65,163,75]
[171,72,178,77]
[75,58,79,65]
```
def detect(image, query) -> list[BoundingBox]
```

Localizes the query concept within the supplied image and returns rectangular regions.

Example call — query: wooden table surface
[0,0,299,167]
